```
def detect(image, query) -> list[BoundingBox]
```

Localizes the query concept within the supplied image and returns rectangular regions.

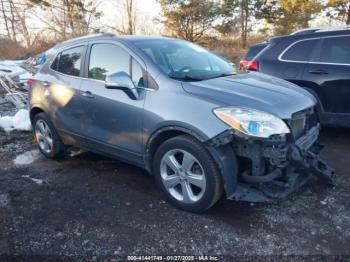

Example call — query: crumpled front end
[210,107,336,202]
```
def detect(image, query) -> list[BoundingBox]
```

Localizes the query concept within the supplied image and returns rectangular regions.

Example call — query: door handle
[82,91,94,98]
[43,81,50,87]
[308,69,329,75]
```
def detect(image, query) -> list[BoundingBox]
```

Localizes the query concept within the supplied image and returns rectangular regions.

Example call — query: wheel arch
[144,125,208,173]
[145,125,238,197]
[300,86,325,119]
[30,106,45,124]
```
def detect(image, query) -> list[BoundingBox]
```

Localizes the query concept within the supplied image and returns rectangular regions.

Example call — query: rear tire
[33,112,64,159]
[153,135,223,213]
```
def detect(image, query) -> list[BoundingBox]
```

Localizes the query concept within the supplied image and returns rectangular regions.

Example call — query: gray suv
[29,34,335,212]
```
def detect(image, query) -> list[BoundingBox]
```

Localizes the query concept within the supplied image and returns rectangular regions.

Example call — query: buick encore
[29,34,335,212]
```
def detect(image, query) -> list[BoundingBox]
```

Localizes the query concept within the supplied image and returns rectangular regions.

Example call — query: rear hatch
[240,42,268,71]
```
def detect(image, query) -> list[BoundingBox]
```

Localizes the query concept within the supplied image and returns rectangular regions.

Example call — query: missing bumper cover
[210,124,336,202]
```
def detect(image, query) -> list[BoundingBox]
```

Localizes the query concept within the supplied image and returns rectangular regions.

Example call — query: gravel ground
[0,105,349,260]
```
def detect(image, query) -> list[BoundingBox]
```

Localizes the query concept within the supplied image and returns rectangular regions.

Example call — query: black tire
[153,135,223,213]
[32,112,64,159]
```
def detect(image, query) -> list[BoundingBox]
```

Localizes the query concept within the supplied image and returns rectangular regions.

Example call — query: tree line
[160,0,350,48]
[0,0,349,50]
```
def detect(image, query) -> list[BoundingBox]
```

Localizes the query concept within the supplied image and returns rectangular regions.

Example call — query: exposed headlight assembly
[214,107,290,138]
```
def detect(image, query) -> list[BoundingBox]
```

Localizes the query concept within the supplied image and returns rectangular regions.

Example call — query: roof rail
[100,33,115,37]
[291,26,350,36]
[290,28,320,35]
[60,33,115,45]
[316,26,350,33]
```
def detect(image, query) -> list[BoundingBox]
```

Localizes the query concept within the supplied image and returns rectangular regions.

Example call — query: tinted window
[51,55,59,71]
[245,43,267,59]
[319,36,350,64]
[89,44,130,81]
[131,58,144,87]
[57,46,83,76]
[281,39,318,62]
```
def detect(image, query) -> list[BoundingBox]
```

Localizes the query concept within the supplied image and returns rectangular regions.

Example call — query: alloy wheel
[35,119,53,154]
[160,149,206,204]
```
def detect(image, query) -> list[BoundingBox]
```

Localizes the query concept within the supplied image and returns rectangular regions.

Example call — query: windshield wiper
[169,74,203,81]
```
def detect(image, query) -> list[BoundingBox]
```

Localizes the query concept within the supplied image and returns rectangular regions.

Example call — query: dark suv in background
[241,27,350,127]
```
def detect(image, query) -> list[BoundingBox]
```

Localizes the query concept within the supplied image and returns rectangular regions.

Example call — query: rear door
[79,41,147,163]
[304,35,350,114]
[277,38,320,86]
[40,45,87,145]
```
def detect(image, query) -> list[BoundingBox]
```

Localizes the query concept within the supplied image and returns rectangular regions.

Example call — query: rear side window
[281,39,318,62]
[318,36,350,64]
[56,46,83,76]
[89,43,130,81]
[51,55,59,71]
[245,43,267,59]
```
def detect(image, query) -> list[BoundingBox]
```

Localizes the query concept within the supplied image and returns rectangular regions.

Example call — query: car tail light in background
[26,78,33,88]
[239,60,259,71]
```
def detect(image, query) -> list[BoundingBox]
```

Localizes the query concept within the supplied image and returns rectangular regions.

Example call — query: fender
[301,86,325,115]
[29,104,46,123]
[145,124,238,197]
[144,124,209,173]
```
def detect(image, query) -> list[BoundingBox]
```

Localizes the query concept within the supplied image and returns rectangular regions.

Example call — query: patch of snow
[13,150,40,165]
[0,109,31,132]
[0,60,25,76]
[21,175,43,185]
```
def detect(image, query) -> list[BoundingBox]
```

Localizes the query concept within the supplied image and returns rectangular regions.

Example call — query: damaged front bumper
[210,124,336,203]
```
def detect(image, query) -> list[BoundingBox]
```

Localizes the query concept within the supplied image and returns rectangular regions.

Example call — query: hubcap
[34,119,53,154]
[160,149,206,204]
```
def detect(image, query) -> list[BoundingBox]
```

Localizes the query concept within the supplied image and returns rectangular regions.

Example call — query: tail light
[239,60,259,71]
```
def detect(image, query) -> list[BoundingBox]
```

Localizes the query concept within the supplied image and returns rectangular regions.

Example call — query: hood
[182,72,316,119]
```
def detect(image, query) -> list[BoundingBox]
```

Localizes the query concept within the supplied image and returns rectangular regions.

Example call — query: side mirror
[105,71,139,100]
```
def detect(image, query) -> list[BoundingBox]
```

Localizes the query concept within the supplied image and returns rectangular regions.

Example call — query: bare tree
[113,0,137,35]
[0,0,17,42]
[0,0,34,45]
[0,0,12,40]
[28,0,102,40]
[126,0,136,34]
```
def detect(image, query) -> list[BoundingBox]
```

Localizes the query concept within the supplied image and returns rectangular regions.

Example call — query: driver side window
[89,43,130,81]
[88,43,145,88]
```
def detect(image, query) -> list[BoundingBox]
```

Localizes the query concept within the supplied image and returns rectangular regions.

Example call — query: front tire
[153,135,223,213]
[33,113,64,159]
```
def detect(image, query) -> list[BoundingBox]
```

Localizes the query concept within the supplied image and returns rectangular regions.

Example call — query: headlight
[213,107,290,138]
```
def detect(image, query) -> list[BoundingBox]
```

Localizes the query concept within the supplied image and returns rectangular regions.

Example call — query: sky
[18,0,163,38]
[2,0,344,44]
[98,0,163,34]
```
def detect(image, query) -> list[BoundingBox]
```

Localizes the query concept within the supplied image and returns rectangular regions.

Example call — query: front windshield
[134,39,235,81]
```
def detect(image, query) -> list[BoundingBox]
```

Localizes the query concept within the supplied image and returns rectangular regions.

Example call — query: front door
[79,42,146,163]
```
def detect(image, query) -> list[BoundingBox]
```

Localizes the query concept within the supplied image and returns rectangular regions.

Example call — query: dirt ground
[0,111,349,260]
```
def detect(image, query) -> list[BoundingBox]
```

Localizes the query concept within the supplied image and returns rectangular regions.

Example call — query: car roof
[54,33,179,49]
[275,27,350,41]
